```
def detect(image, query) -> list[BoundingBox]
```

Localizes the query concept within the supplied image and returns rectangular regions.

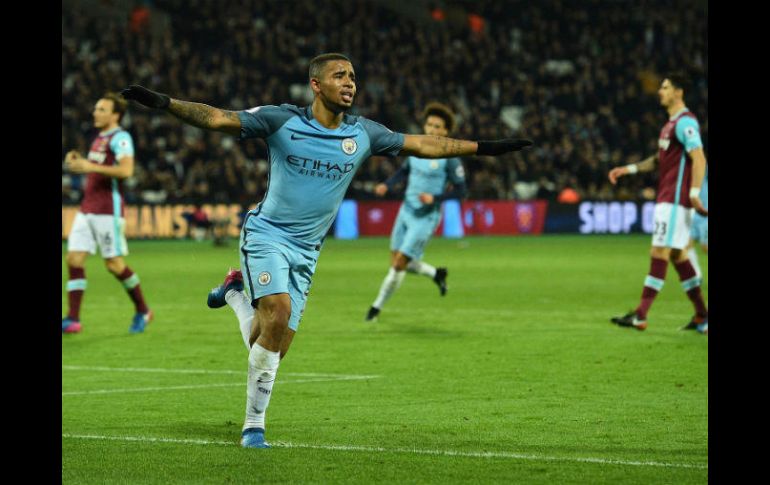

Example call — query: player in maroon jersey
[62,93,152,334]
[607,73,708,334]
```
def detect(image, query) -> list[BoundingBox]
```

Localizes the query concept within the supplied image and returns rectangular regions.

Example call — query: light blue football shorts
[239,217,319,332]
[389,205,441,261]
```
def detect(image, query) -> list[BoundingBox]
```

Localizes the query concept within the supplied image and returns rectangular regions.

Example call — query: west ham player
[365,102,466,322]
[62,93,153,334]
[121,52,533,448]
[608,73,708,334]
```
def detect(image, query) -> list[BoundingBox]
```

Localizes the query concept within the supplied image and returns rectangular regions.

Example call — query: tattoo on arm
[434,136,464,156]
[168,100,236,130]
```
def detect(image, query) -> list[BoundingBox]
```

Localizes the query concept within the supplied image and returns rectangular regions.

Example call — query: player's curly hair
[309,53,352,80]
[102,92,128,121]
[422,102,456,134]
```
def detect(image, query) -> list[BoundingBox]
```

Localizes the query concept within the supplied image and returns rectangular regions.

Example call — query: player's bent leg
[208,269,255,350]
[63,251,90,334]
[367,252,408,321]
[106,256,153,333]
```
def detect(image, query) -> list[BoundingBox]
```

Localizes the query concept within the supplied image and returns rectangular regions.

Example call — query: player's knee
[104,258,125,274]
[66,252,85,268]
[650,247,669,260]
[672,249,688,263]
[257,297,291,328]
[393,253,409,271]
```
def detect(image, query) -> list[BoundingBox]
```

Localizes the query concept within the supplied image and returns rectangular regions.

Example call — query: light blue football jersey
[402,156,465,216]
[238,104,404,244]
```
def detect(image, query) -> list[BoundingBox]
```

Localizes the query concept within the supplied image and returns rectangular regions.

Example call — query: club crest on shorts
[341,138,357,155]
[430,160,439,169]
[258,271,271,285]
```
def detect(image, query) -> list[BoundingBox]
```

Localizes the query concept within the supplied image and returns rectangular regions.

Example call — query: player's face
[423,115,448,137]
[314,60,356,111]
[92,99,118,129]
[658,79,681,107]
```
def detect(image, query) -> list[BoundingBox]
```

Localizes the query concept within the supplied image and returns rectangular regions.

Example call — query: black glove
[477,139,534,156]
[121,85,170,109]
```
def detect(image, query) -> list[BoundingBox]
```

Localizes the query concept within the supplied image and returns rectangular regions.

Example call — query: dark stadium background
[61,0,707,239]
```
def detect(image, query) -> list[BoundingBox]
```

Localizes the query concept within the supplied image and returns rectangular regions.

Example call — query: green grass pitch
[62,235,707,484]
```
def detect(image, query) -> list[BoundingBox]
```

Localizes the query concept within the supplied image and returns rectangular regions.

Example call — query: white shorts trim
[651,203,692,249]
[66,212,129,258]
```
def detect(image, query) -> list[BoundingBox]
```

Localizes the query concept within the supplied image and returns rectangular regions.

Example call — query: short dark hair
[422,102,456,133]
[102,92,128,121]
[309,53,352,80]
[665,72,691,96]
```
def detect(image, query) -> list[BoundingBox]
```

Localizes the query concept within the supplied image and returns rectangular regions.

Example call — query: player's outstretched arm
[608,154,657,185]
[121,85,241,136]
[400,135,532,158]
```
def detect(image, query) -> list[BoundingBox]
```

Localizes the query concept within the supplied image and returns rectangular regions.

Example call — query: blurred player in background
[365,102,467,322]
[62,93,153,334]
[121,52,532,448]
[608,73,708,334]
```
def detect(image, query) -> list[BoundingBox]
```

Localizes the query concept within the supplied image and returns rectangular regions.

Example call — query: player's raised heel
[130,310,153,333]
[434,267,448,296]
[241,427,270,448]
[365,306,380,322]
[62,317,82,334]
[611,311,647,331]
[696,320,708,335]
[207,269,244,309]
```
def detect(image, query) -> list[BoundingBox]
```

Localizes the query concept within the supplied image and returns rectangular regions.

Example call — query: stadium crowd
[62,0,707,206]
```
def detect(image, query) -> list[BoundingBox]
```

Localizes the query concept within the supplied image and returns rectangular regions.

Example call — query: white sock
[225,289,255,351]
[688,248,702,279]
[372,267,406,309]
[407,260,437,278]
[243,342,280,431]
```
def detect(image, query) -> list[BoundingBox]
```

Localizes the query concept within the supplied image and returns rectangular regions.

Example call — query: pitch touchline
[62,376,379,396]
[62,365,378,380]
[61,433,707,470]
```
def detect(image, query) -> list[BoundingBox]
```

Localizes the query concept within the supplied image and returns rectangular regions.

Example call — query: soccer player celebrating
[121,53,532,448]
[608,73,708,334]
[62,93,153,334]
[365,102,466,322]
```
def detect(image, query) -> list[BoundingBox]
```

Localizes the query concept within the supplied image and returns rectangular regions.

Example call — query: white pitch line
[62,375,378,396]
[62,365,379,380]
[61,433,707,470]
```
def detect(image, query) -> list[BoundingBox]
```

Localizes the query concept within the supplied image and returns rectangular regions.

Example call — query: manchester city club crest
[430,161,439,169]
[258,271,271,286]
[341,138,357,155]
